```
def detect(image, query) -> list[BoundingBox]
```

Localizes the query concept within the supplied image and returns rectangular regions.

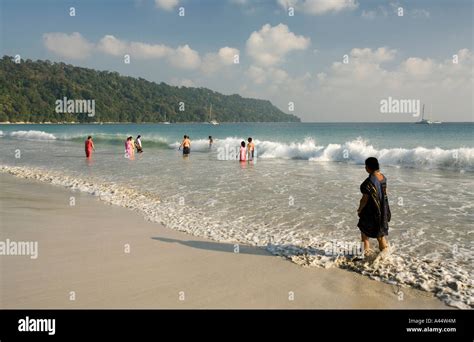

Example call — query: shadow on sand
[151,236,272,256]
[150,236,334,260]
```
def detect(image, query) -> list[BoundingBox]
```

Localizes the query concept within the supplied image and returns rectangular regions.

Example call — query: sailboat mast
[421,104,425,120]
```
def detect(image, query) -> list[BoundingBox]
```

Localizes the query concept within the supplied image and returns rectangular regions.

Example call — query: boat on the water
[162,113,171,124]
[208,104,219,125]
[415,104,442,124]
[415,104,431,124]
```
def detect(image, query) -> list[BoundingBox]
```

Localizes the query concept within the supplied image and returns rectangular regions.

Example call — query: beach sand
[0,174,447,309]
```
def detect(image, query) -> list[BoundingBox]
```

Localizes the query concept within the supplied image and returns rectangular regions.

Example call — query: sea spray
[2,130,473,171]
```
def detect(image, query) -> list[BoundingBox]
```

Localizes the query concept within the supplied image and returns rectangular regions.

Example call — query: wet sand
[0,174,447,309]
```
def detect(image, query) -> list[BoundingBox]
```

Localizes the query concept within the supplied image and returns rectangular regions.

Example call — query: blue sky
[1,0,473,122]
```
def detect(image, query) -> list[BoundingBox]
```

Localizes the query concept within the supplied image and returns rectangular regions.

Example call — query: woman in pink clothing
[239,141,247,162]
[125,136,133,158]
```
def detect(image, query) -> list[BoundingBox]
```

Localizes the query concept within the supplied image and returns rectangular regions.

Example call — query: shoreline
[0,172,448,309]
[0,121,300,125]
[1,121,471,125]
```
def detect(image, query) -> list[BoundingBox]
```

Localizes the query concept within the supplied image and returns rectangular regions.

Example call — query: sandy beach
[0,173,447,309]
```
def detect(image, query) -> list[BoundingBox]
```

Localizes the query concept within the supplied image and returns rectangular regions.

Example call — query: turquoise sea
[0,122,472,308]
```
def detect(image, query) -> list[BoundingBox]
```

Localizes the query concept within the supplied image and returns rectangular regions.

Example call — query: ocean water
[0,123,472,308]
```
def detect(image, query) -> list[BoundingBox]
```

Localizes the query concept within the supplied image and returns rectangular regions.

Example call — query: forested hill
[0,56,300,123]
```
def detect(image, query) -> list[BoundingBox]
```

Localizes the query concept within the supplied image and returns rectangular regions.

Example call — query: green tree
[0,56,301,123]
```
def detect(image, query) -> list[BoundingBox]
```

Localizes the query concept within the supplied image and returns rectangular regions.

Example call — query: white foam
[169,136,242,152]
[170,136,473,171]
[8,130,57,140]
[5,130,472,171]
[308,138,473,171]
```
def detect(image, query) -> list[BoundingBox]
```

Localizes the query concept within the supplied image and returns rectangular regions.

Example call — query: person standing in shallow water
[129,136,135,158]
[179,135,191,155]
[239,141,247,161]
[85,136,95,158]
[357,157,390,255]
[125,137,134,159]
[247,137,255,161]
[135,135,143,153]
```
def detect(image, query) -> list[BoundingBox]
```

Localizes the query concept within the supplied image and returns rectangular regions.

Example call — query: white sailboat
[162,113,170,125]
[415,104,433,124]
[208,104,219,125]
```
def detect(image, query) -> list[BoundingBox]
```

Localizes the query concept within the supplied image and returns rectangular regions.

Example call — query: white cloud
[278,0,358,15]
[246,65,267,84]
[390,3,430,18]
[130,41,172,59]
[314,48,472,120]
[218,47,240,65]
[246,65,289,84]
[317,48,396,88]
[401,57,435,77]
[327,63,389,90]
[98,36,198,69]
[168,44,201,69]
[456,48,472,62]
[97,35,128,56]
[99,37,202,69]
[43,32,94,59]
[277,0,296,8]
[97,35,172,59]
[302,0,358,14]
[155,0,179,11]
[46,33,201,69]
[246,23,310,66]
[361,4,428,20]
[201,47,240,74]
[241,47,473,122]
[350,47,397,63]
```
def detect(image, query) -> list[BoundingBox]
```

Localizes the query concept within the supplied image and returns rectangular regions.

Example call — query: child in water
[247,137,255,161]
[239,141,247,161]
[135,135,143,153]
[129,136,135,158]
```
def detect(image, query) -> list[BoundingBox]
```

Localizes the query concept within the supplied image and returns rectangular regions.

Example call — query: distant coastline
[1,56,300,124]
[1,121,471,125]
[0,121,301,125]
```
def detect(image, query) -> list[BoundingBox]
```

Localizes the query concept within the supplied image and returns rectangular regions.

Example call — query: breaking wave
[2,130,472,171]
